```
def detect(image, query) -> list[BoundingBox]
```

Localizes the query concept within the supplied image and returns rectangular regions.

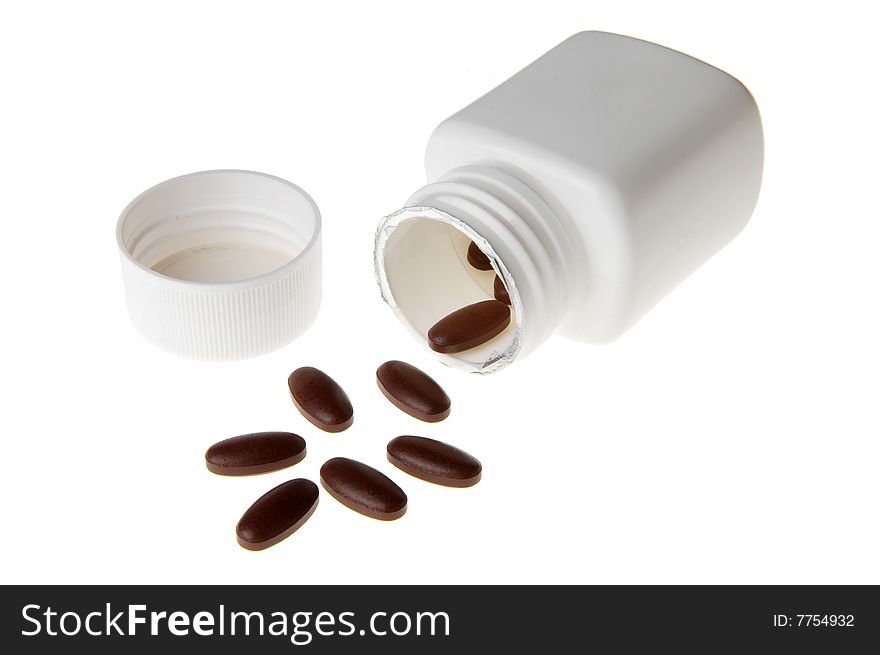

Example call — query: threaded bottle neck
[375,165,570,372]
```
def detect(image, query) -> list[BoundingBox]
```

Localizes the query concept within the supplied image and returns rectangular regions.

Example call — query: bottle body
[375,31,763,372]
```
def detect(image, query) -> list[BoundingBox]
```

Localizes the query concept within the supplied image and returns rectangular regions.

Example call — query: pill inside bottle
[376,213,520,373]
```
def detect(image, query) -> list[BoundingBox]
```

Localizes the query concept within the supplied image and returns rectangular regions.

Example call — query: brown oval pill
[205,432,306,476]
[387,436,482,487]
[288,366,353,433]
[466,240,493,271]
[427,300,511,354]
[236,478,319,551]
[376,360,451,422]
[320,457,407,520]
[493,275,511,305]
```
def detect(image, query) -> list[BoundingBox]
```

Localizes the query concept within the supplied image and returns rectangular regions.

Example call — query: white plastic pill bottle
[375,32,763,373]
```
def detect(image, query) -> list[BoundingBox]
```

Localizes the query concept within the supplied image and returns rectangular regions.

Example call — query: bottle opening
[375,207,522,373]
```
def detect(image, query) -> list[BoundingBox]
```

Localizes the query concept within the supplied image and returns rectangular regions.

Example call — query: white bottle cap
[116,170,321,360]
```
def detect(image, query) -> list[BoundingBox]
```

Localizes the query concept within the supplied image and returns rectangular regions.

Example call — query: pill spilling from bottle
[376,360,451,422]
[205,432,307,476]
[320,457,408,521]
[206,360,481,550]
[387,435,482,487]
[288,367,354,433]
[236,479,320,551]
[423,240,514,356]
[428,300,511,354]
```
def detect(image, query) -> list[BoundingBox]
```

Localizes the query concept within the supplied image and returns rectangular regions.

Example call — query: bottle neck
[375,165,570,373]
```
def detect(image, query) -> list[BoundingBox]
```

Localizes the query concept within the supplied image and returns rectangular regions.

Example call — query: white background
[1,0,878,585]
